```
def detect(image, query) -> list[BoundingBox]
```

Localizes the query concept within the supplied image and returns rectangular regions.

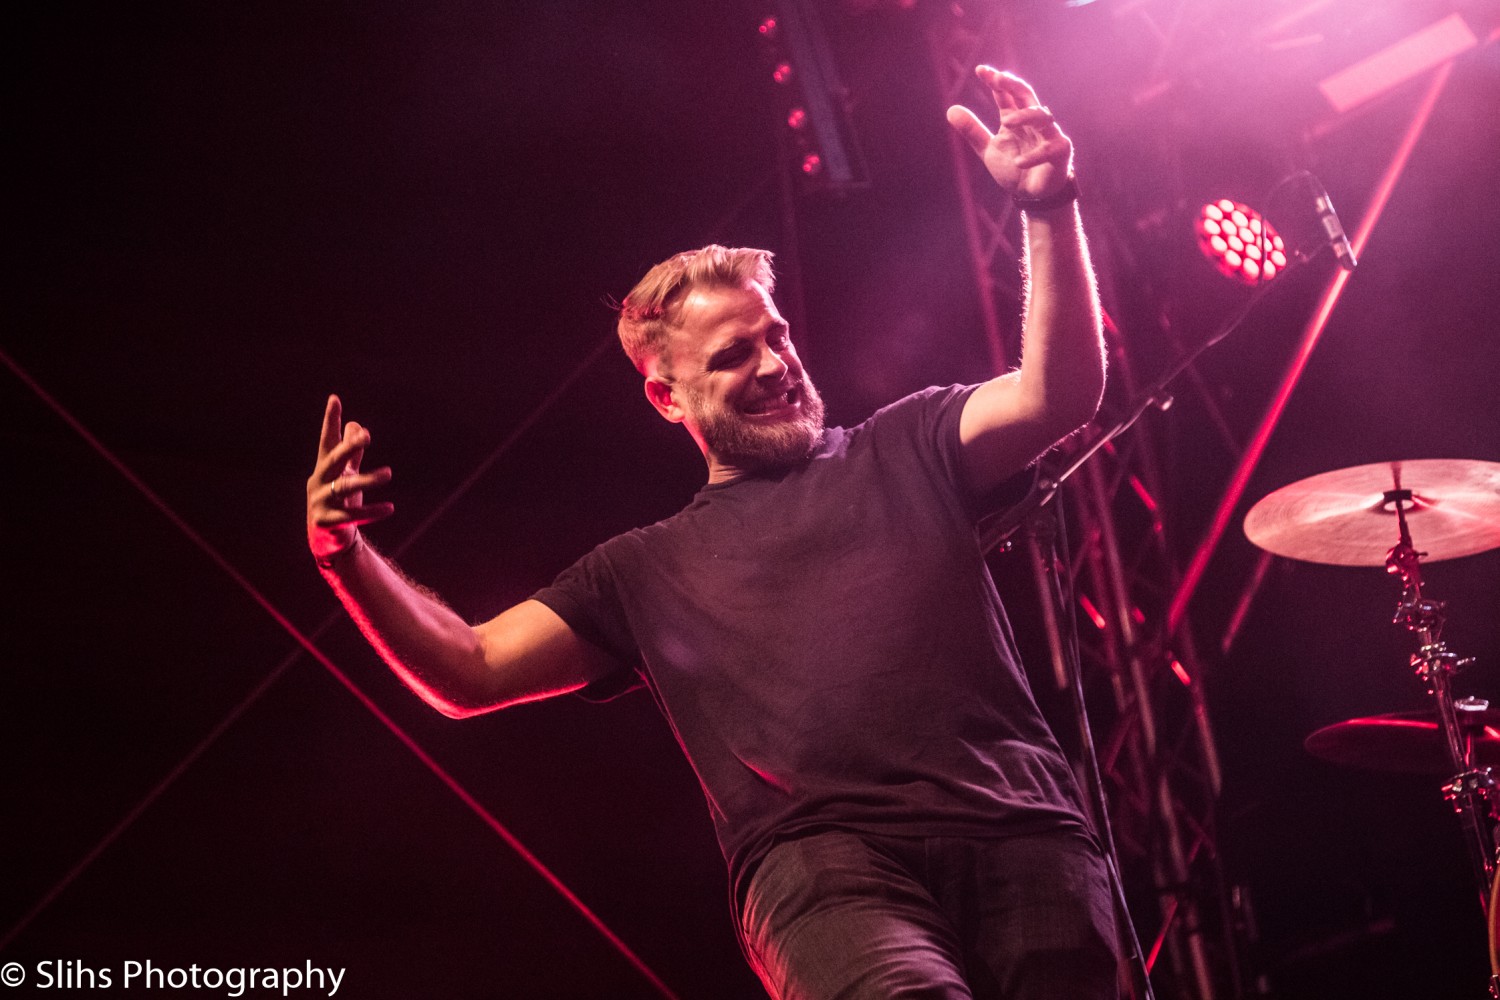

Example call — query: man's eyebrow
[704,320,789,369]
[706,337,751,368]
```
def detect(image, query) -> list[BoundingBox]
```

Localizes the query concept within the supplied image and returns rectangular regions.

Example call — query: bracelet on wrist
[1014,175,1079,214]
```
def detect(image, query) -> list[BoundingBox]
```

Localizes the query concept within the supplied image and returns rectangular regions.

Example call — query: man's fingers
[314,433,368,482]
[349,502,397,526]
[319,395,343,456]
[945,105,991,156]
[978,65,1041,109]
[331,466,393,497]
[307,396,395,556]
[316,466,393,518]
[322,467,392,517]
[1015,138,1071,170]
[362,465,394,488]
[343,422,368,474]
[316,501,396,529]
[999,107,1055,131]
[976,65,1017,111]
[955,67,1057,160]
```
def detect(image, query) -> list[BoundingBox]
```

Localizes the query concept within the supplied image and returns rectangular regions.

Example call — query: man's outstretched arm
[946,67,1105,496]
[306,395,614,717]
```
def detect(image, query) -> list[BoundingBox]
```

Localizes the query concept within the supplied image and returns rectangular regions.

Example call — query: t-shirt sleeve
[866,384,1034,524]
[531,543,645,701]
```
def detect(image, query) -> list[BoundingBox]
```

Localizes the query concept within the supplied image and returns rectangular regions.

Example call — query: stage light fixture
[1197,199,1287,285]
[755,0,866,191]
[1319,13,1479,115]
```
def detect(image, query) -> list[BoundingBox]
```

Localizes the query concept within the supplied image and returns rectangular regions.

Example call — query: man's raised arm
[946,67,1105,496]
[305,395,614,717]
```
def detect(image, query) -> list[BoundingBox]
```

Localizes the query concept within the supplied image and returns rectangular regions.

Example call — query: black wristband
[1014,175,1079,214]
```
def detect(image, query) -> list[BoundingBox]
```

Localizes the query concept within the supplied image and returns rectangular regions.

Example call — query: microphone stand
[980,247,1306,552]
[983,243,1324,1000]
[982,166,1343,549]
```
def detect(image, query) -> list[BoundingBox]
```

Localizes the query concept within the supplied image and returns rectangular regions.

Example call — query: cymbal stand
[1383,486,1494,920]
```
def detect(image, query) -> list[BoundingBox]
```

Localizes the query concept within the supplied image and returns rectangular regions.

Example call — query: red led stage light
[1197,199,1287,285]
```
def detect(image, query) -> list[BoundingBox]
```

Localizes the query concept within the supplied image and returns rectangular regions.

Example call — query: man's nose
[754,343,789,380]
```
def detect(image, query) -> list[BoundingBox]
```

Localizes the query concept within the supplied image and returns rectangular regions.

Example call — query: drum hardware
[1304,704,1500,775]
[1447,770,1499,815]
[1380,470,1495,902]
[1246,459,1500,993]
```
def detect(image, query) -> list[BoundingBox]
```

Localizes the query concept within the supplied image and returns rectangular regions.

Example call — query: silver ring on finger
[330,477,346,504]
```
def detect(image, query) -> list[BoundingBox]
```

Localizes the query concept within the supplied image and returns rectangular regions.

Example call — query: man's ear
[644,376,685,423]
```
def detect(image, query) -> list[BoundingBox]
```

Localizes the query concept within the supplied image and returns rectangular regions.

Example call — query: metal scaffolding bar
[1165,61,1456,638]
[925,6,1241,997]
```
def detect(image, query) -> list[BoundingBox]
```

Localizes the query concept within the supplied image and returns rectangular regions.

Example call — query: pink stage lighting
[1197,199,1287,285]
[1319,13,1479,114]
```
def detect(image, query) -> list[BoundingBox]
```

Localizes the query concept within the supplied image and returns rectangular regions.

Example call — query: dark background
[5,2,1498,998]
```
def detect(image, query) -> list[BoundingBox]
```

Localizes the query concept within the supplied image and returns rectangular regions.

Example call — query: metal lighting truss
[926,8,1242,1000]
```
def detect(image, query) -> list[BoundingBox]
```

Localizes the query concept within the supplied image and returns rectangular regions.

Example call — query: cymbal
[1244,459,1500,566]
[1305,710,1500,774]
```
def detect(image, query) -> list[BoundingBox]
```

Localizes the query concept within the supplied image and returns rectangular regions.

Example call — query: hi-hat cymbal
[1305,710,1500,774]
[1244,459,1500,566]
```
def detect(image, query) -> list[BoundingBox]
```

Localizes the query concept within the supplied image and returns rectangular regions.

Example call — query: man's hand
[306,395,394,562]
[946,66,1072,200]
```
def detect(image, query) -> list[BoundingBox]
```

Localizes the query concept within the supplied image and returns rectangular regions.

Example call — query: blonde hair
[617,245,776,374]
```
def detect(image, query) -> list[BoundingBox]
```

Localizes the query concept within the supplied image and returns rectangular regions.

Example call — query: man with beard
[308,67,1116,999]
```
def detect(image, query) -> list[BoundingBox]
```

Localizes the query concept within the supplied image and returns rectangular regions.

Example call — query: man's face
[655,282,825,476]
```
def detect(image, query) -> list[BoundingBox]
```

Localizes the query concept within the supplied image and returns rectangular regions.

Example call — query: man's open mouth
[741,383,802,416]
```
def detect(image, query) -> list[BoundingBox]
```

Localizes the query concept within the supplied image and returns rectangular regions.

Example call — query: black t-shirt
[533,385,1085,897]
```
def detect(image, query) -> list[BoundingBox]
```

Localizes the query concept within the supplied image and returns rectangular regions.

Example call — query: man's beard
[688,377,827,473]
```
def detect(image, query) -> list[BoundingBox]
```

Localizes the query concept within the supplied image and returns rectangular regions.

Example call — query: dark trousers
[738,827,1120,1000]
